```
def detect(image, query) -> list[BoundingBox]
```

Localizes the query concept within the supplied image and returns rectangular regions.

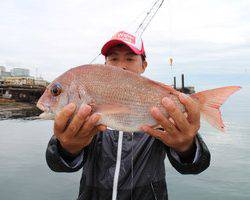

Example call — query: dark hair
[141,54,146,61]
[106,43,146,61]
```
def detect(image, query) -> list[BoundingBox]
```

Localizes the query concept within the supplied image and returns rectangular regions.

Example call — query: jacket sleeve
[166,133,211,174]
[46,135,87,172]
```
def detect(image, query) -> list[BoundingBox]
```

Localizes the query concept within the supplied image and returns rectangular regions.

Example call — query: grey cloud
[0,0,249,81]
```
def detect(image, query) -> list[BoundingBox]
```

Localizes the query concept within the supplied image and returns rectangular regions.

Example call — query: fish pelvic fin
[190,86,241,132]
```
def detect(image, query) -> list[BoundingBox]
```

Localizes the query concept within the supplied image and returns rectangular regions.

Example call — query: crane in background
[90,0,167,64]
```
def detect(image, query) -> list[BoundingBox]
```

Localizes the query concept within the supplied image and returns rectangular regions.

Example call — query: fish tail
[190,86,241,132]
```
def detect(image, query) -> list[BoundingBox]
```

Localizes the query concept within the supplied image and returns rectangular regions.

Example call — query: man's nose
[118,62,127,70]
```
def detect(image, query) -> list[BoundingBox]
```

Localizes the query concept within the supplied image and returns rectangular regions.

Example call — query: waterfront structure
[1,76,48,86]
[34,77,48,86]
[0,66,48,103]
[3,77,35,85]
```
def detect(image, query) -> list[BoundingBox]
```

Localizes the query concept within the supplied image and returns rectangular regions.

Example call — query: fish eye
[50,83,62,96]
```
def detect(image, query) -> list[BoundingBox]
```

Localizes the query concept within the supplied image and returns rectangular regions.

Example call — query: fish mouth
[36,101,48,112]
[36,101,55,120]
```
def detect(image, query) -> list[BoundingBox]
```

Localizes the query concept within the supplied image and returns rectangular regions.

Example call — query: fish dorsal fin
[146,79,180,95]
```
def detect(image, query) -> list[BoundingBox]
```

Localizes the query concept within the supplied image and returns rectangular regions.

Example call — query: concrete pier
[0,85,45,103]
[0,85,45,119]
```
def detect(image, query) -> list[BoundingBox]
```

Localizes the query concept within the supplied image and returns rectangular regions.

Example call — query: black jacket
[46,130,210,200]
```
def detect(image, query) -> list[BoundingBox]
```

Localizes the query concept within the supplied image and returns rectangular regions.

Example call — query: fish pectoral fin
[95,104,132,115]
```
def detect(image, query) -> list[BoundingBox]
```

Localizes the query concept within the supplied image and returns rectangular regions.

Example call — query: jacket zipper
[112,131,124,200]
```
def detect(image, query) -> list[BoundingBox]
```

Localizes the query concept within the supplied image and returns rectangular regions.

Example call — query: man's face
[105,45,147,74]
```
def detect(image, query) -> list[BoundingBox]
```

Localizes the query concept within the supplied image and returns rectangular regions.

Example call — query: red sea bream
[37,64,241,132]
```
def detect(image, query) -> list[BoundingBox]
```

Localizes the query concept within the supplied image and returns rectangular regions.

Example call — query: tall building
[10,68,30,77]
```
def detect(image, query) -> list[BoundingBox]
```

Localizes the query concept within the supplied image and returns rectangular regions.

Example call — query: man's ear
[141,60,148,73]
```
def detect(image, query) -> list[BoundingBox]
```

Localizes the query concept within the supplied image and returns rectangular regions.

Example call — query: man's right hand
[53,103,107,155]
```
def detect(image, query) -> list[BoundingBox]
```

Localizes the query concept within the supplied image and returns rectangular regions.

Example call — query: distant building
[0,66,11,81]
[0,66,6,73]
[0,66,6,79]
[10,68,30,77]
[0,66,49,86]
[1,71,11,77]
[34,79,49,86]
[3,77,34,85]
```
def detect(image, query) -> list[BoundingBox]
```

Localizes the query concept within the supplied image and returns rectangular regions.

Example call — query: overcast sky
[0,0,249,83]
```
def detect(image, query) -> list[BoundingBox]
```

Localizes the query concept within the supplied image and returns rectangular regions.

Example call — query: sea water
[0,83,249,200]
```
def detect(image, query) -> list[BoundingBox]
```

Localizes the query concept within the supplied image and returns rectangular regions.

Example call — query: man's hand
[141,93,200,154]
[54,103,107,155]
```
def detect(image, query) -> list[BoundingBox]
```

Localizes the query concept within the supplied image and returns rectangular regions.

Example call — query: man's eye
[110,58,118,61]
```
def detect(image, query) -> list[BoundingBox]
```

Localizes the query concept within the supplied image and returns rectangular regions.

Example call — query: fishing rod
[89,53,101,64]
[135,0,165,37]
[89,0,165,64]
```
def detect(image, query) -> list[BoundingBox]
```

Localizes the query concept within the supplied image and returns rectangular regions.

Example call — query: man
[46,31,210,200]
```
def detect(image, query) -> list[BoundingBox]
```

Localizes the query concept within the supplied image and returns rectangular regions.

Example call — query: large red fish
[37,64,241,132]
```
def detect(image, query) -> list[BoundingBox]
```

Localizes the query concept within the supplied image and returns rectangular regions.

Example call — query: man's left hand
[140,93,200,154]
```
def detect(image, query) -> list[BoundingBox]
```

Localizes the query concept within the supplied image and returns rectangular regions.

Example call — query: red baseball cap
[101,31,146,57]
